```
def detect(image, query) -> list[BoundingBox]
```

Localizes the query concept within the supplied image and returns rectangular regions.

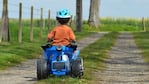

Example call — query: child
[47,9,77,50]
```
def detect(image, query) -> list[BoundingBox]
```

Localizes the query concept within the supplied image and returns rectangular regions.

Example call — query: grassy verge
[133,31,149,62]
[35,32,118,84]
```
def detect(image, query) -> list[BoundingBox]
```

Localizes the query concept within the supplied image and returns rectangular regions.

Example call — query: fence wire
[0,1,49,19]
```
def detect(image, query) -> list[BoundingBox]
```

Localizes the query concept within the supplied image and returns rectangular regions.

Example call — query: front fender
[72,50,80,60]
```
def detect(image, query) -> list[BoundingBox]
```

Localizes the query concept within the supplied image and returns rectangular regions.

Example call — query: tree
[88,0,100,28]
[76,0,82,32]
[0,0,10,42]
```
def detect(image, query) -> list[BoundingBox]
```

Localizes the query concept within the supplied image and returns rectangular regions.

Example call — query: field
[0,17,149,83]
[100,17,149,31]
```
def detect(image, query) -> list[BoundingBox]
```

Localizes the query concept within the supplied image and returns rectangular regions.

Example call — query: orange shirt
[48,25,76,46]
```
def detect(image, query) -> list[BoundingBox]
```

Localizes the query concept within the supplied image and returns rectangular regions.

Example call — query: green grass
[100,24,141,31]
[133,31,149,62]
[100,17,148,32]
[35,32,118,84]
[0,42,41,70]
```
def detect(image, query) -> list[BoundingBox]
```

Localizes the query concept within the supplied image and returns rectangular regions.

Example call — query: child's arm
[69,29,76,42]
[47,30,55,42]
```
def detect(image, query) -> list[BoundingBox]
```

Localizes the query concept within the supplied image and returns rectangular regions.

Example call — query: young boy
[47,9,76,48]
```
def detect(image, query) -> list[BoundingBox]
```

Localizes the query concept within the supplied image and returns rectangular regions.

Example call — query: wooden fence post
[0,22,2,43]
[18,3,22,43]
[76,0,82,32]
[73,16,76,29]
[30,6,34,42]
[48,9,50,31]
[1,0,10,42]
[142,17,146,32]
[69,15,73,27]
[40,8,43,38]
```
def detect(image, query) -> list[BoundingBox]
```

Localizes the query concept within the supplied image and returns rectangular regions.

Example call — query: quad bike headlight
[62,55,69,61]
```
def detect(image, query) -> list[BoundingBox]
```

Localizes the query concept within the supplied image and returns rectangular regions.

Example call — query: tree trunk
[88,0,100,28]
[76,0,82,32]
[1,0,10,42]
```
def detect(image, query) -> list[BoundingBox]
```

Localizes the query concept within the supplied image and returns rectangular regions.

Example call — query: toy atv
[37,43,84,80]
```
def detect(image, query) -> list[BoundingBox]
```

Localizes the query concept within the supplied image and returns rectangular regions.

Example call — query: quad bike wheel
[37,58,48,80]
[71,57,84,78]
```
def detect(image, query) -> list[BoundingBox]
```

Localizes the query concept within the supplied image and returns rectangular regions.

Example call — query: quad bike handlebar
[41,40,78,50]
[41,43,52,50]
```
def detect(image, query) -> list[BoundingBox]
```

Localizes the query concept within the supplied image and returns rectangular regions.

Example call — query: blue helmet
[56,9,71,18]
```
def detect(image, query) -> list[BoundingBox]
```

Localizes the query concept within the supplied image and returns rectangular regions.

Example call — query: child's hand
[47,38,53,42]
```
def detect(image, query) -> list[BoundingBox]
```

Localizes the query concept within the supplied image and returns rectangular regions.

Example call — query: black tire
[37,58,48,80]
[71,57,84,78]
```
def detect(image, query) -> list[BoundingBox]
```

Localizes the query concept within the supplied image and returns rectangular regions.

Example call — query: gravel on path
[99,32,149,84]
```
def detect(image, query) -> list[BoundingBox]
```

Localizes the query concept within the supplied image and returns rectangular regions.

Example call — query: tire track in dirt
[0,32,107,84]
[99,32,149,84]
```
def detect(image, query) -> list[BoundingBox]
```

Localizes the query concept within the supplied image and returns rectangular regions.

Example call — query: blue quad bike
[37,43,84,80]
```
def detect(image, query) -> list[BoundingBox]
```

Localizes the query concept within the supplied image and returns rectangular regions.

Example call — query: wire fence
[0,1,76,43]
[0,1,49,19]
[0,1,58,43]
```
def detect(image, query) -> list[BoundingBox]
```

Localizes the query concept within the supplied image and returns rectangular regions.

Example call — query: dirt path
[0,32,107,84]
[99,32,149,84]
